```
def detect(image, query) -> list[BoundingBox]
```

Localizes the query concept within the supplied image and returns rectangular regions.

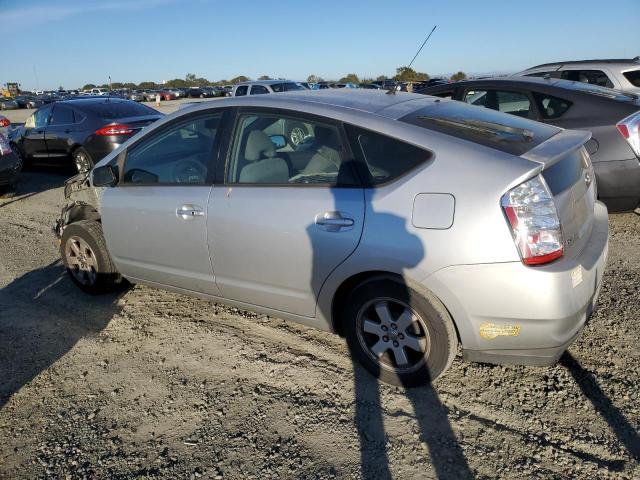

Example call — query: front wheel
[60,220,124,294]
[344,276,458,387]
[73,147,94,173]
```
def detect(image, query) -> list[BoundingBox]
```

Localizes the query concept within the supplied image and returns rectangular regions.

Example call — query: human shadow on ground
[307,157,473,479]
[560,351,640,463]
[0,261,124,408]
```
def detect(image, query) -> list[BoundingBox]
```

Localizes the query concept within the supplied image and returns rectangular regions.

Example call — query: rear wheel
[344,276,457,386]
[73,147,94,174]
[60,220,123,294]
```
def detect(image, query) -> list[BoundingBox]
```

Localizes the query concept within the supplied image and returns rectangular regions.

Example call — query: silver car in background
[56,90,609,386]
[518,57,640,94]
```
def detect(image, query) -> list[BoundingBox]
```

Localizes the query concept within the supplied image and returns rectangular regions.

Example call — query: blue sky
[1,0,638,90]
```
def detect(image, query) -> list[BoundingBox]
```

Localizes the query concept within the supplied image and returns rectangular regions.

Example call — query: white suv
[517,58,640,94]
[232,80,306,97]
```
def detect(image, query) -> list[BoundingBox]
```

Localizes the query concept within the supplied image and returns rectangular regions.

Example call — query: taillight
[616,111,640,157]
[501,175,563,266]
[0,117,10,128]
[95,124,133,136]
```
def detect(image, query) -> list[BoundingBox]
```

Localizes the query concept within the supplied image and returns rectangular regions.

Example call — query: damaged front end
[54,171,102,238]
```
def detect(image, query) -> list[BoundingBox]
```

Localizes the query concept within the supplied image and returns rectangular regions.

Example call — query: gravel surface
[0,172,638,479]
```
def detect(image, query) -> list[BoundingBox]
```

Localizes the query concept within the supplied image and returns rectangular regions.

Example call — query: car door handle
[176,204,204,220]
[315,211,354,232]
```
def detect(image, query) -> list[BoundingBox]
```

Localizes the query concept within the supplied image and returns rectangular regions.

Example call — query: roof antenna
[387,25,437,95]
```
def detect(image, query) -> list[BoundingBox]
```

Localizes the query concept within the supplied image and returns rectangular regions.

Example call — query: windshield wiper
[417,115,535,142]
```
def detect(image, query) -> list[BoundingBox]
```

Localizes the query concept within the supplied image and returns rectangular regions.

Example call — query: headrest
[245,130,275,162]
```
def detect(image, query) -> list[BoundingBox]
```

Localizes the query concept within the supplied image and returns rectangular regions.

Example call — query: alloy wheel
[356,298,431,373]
[74,151,91,173]
[65,236,98,286]
[289,127,307,147]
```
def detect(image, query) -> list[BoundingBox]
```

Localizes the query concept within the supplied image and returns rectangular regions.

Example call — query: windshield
[401,100,560,155]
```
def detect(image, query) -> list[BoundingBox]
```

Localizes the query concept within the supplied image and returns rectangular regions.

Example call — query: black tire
[60,220,123,294]
[73,147,94,174]
[344,276,457,387]
[0,184,16,199]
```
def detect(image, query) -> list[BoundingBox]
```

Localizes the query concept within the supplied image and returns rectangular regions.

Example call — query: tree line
[81,68,467,91]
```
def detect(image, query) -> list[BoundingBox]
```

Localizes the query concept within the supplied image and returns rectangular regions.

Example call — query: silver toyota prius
[56,90,609,386]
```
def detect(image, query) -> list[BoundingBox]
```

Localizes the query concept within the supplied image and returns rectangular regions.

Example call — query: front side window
[345,125,431,185]
[123,113,221,185]
[50,106,74,125]
[534,93,572,119]
[250,85,269,95]
[33,104,53,128]
[561,69,614,88]
[235,86,248,96]
[227,112,357,185]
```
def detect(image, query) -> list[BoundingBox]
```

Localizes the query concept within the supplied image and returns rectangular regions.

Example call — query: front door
[21,104,52,161]
[45,104,76,159]
[101,111,225,294]
[208,109,364,317]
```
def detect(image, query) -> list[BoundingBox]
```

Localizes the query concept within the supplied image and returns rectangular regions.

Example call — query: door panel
[208,186,364,317]
[100,111,225,294]
[45,105,76,158]
[101,185,218,294]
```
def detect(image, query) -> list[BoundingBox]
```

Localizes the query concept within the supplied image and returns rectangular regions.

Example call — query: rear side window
[534,94,572,119]
[250,85,269,95]
[464,90,533,118]
[50,106,74,125]
[561,70,613,89]
[85,101,156,119]
[235,86,248,96]
[623,70,640,87]
[345,125,431,185]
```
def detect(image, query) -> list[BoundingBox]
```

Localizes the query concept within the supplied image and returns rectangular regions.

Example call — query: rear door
[101,110,227,294]
[208,108,364,317]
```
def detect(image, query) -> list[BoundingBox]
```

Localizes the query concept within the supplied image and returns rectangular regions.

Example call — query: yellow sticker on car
[479,322,521,340]
[571,265,583,288]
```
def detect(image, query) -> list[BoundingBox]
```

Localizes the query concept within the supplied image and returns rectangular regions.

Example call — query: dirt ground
[0,171,638,480]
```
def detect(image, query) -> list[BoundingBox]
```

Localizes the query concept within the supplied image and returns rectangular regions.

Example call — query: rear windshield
[81,101,158,119]
[400,100,559,156]
[623,70,640,87]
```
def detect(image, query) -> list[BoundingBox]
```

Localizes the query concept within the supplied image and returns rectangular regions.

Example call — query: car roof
[185,89,439,120]
[526,58,640,70]
[236,80,299,86]
[421,76,602,91]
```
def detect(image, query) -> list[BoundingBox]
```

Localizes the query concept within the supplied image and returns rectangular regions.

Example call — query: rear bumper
[425,201,609,367]
[594,158,640,211]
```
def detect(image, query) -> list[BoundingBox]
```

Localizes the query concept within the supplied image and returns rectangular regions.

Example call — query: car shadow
[0,261,124,408]
[309,167,473,479]
[560,352,640,463]
[0,171,69,207]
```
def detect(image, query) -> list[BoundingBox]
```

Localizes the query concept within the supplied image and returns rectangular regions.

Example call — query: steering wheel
[173,159,207,183]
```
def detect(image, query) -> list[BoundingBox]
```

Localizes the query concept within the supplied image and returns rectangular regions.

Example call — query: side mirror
[270,134,286,149]
[92,164,118,187]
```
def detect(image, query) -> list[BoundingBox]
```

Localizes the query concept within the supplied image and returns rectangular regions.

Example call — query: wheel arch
[330,270,462,344]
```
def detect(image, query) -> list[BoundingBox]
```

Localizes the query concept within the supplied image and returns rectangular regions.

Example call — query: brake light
[95,124,133,136]
[501,175,563,266]
[0,117,10,128]
[616,111,640,157]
